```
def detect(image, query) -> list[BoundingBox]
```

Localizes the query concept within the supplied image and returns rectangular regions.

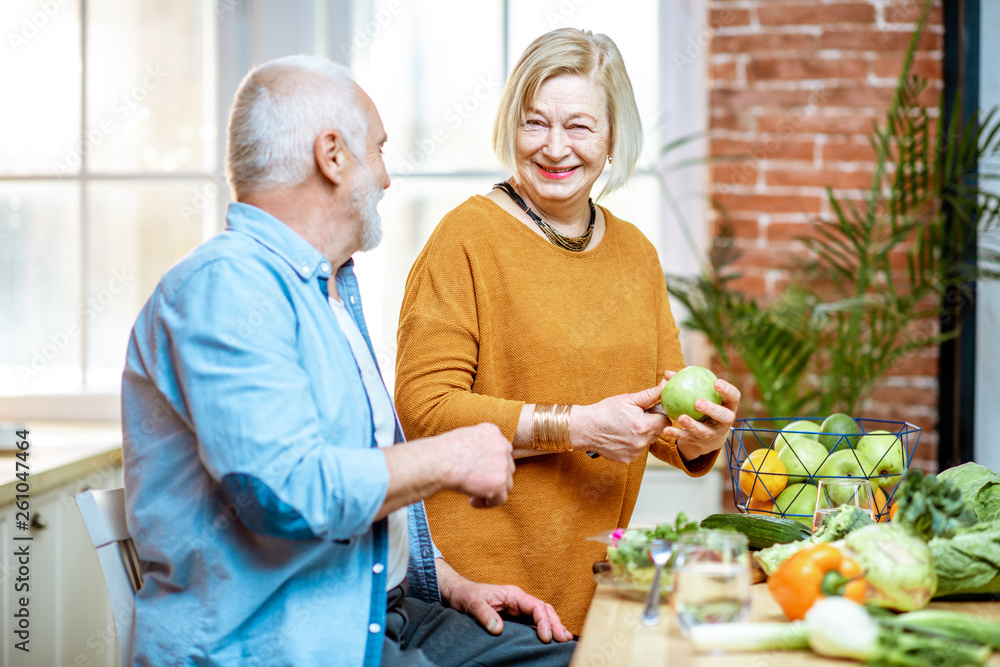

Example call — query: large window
[0,0,218,407]
[1,0,705,416]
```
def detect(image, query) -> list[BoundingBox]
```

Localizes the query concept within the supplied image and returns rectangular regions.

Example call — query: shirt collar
[225,201,336,281]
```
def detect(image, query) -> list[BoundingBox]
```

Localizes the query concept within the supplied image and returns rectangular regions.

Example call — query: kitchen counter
[571,582,1000,666]
[0,421,122,505]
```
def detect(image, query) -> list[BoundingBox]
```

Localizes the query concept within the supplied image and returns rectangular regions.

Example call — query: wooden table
[571,583,1000,666]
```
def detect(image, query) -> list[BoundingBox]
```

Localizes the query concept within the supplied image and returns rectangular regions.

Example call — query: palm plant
[665,0,1000,418]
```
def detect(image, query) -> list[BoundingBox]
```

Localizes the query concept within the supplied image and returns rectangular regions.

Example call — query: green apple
[817,449,876,504]
[660,366,722,423]
[819,413,861,452]
[772,419,821,452]
[775,483,819,527]
[857,430,905,489]
[777,435,827,484]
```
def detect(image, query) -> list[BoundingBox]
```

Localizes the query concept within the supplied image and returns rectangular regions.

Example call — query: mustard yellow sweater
[395,196,718,634]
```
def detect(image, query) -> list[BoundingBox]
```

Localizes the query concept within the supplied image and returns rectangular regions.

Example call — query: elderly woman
[394,28,740,635]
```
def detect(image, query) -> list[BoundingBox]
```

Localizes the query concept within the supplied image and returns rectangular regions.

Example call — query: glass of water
[813,478,875,532]
[670,530,751,635]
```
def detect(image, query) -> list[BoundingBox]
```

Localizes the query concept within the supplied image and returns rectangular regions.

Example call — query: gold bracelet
[532,403,573,452]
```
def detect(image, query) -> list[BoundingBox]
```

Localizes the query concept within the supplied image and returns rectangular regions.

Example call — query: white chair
[76,488,142,667]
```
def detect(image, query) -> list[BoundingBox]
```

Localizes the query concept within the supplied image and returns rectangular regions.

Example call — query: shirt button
[320,262,330,273]
[421,547,432,559]
[350,295,356,304]
[369,623,381,634]
[300,265,310,274]
[373,563,385,574]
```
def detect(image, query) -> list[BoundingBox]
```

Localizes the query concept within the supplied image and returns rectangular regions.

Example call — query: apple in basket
[857,430,905,489]
[777,435,827,485]
[817,450,876,503]
[772,419,821,452]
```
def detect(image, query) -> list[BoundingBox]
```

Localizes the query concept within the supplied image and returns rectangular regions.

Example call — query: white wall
[975,1,1000,469]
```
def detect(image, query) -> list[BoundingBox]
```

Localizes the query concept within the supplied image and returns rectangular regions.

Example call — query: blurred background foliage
[665,2,1000,418]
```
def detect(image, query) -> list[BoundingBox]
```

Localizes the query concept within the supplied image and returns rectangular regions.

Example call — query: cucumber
[699,513,812,550]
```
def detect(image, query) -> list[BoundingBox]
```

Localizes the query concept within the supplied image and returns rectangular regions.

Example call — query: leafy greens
[938,463,1000,523]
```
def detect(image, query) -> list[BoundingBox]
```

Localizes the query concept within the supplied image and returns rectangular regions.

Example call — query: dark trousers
[381,583,576,667]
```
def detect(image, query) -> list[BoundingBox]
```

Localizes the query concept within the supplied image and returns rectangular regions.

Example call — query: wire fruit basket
[726,417,921,525]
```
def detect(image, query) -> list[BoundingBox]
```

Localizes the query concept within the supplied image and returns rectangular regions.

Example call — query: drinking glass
[813,478,875,532]
[670,530,751,635]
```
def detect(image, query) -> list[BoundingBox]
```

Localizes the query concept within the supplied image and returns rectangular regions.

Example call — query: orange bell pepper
[767,543,867,621]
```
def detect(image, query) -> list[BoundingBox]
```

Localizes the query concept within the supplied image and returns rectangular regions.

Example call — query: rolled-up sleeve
[156,258,389,542]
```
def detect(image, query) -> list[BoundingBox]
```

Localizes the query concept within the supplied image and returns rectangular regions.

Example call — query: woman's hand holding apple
[661,369,741,462]
[569,382,670,464]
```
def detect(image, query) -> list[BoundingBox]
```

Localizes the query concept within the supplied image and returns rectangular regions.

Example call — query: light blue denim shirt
[121,202,440,666]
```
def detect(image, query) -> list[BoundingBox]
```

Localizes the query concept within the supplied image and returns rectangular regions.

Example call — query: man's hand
[436,559,573,643]
[436,423,514,508]
[661,370,741,461]
[378,423,514,520]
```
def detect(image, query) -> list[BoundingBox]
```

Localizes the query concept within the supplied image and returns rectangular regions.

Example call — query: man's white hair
[226,55,369,199]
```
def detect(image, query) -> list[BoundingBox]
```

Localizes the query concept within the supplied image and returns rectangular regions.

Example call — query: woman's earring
[607,155,613,164]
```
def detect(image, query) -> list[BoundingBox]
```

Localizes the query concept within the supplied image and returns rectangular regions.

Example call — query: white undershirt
[328,295,408,591]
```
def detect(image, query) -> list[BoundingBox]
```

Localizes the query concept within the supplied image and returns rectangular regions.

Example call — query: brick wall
[706,0,945,495]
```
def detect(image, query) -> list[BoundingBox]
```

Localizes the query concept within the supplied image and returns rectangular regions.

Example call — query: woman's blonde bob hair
[492,28,642,199]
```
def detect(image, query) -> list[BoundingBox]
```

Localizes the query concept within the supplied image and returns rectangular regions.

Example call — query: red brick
[733,247,812,270]
[916,85,941,108]
[758,3,875,26]
[820,86,897,110]
[767,168,874,189]
[872,54,944,80]
[726,217,762,241]
[711,60,738,82]
[711,137,816,162]
[712,33,819,54]
[710,110,754,132]
[822,141,877,162]
[889,350,939,378]
[748,58,868,81]
[713,162,760,186]
[727,274,767,295]
[710,8,751,28]
[820,29,942,52]
[885,3,944,26]
[716,192,823,215]
[765,221,830,243]
[758,113,878,135]
[711,88,837,110]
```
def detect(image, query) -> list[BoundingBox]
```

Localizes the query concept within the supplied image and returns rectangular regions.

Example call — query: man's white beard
[353,164,384,252]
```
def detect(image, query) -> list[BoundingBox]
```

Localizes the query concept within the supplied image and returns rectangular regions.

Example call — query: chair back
[76,488,142,667]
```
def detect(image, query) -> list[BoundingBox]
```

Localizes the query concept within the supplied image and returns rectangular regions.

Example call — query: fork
[641,539,674,625]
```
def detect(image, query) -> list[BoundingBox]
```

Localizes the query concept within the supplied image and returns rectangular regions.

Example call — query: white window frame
[0,0,708,421]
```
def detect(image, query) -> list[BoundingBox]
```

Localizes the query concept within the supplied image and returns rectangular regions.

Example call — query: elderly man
[121,55,575,666]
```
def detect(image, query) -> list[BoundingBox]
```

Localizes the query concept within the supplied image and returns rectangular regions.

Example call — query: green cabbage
[930,521,1000,598]
[844,524,937,611]
[938,463,1000,523]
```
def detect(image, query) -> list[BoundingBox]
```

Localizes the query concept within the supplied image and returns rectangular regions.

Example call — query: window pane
[0,1,81,175]
[507,0,662,166]
[0,184,82,394]
[354,176,493,392]
[350,0,504,174]
[85,181,215,391]
[86,0,216,173]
